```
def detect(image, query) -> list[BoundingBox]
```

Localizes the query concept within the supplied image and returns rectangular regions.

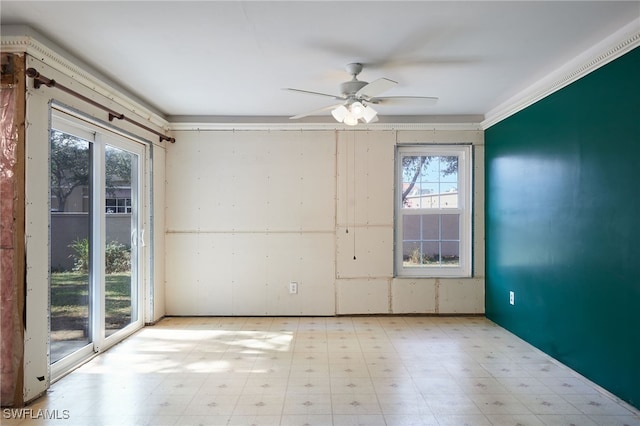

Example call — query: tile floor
[6,316,640,426]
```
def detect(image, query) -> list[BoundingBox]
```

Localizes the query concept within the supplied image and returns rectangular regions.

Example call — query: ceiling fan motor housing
[341,62,368,99]
[340,80,368,98]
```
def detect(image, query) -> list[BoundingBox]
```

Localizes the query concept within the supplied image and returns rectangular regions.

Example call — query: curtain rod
[25,67,175,143]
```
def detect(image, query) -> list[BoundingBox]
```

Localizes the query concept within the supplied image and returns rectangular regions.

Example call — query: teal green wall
[485,47,640,408]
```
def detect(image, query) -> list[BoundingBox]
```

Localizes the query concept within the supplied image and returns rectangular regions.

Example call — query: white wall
[165,130,336,315]
[165,126,484,316]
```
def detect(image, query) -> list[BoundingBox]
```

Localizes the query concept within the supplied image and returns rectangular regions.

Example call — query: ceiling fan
[285,62,438,125]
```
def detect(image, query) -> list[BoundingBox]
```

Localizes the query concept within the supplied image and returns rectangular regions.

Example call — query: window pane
[104,145,135,337]
[402,241,421,266]
[422,241,440,264]
[421,215,439,240]
[401,155,459,210]
[421,183,439,208]
[441,214,460,240]
[403,215,420,240]
[441,241,460,266]
[400,215,461,267]
[50,130,91,362]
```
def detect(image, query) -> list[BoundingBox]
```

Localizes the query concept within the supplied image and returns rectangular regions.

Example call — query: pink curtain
[0,84,20,407]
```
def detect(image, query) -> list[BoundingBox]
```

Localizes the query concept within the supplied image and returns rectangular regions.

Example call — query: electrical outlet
[289,282,298,294]
[509,291,515,305]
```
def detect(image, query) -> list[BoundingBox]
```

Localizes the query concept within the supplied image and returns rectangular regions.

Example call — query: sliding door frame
[49,103,151,382]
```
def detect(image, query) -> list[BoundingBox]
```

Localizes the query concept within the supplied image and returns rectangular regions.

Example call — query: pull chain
[352,130,356,260]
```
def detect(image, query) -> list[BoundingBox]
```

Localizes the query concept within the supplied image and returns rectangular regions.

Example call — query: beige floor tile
[332,414,387,425]
[469,393,533,415]
[435,414,492,425]
[485,413,546,426]
[425,393,484,415]
[382,413,440,425]
[515,394,583,415]
[378,392,431,416]
[280,414,333,426]
[281,393,332,415]
[331,393,382,415]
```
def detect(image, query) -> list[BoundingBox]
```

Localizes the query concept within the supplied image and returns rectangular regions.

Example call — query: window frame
[395,144,473,278]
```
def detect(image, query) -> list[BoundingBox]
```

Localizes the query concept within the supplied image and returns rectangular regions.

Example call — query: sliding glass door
[49,109,146,379]
[103,142,140,339]
[50,129,92,364]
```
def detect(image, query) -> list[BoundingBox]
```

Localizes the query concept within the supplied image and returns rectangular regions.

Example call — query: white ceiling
[1,1,639,123]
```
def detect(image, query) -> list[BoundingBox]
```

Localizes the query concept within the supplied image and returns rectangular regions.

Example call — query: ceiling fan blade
[370,96,438,105]
[356,78,398,99]
[283,88,345,100]
[289,103,344,120]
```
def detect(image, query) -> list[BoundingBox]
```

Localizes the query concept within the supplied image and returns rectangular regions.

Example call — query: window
[106,197,132,214]
[396,145,472,277]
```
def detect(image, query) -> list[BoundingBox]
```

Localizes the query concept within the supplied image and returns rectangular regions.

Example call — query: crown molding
[168,120,483,132]
[482,17,640,129]
[1,26,169,130]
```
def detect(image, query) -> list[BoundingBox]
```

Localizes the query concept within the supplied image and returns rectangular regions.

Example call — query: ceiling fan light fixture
[331,105,349,122]
[332,104,360,125]
[331,102,377,125]
[350,101,365,118]
[361,105,378,123]
[343,114,359,126]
